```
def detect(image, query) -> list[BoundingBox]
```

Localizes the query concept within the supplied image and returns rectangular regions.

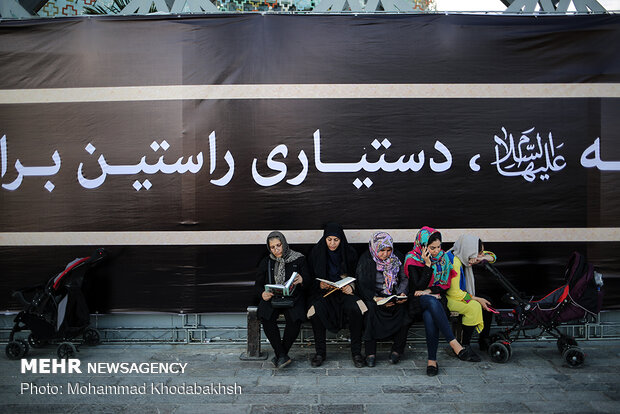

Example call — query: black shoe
[365,355,376,367]
[277,355,292,369]
[311,354,325,367]
[352,354,365,368]
[389,352,400,364]
[426,363,438,376]
[271,356,279,368]
[478,338,490,353]
[458,346,482,362]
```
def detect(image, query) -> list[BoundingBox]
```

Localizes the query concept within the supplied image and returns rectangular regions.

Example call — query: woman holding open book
[307,222,365,368]
[255,231,310,369]
[357,232,409,367]
[404,227,481,376]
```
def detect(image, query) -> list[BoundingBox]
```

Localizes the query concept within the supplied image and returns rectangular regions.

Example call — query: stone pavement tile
[235,393,319,405]
[366,402,457,414]
[457,382,559,394]
[177,367,237,377]
[416,391,544,404]
[258,376,318,386]
[316,376,359,386]
[560,372,620,383]
[382,384,459,394]
[316,404,364,413]
[234,368,272,376]
[273,368,328,376]
[538,390,614,402]
[603,391,620,401]
[318,393,428,405]
[289,384,378,394]
[72,404,178,414]
[454,402,531,413]
[590,400,620,413]
[249,404,317,414]
[354,375,411,385]
[236,385,290,394]
[479,372,560,385]
[175,404,251,414]
[524,400,602,413]
[436,375,486,385]
[324,367,402,376]
[559,382,619,392]
[0,404,79,414]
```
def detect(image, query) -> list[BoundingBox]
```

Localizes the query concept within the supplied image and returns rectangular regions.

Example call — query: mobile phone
[487,306,499,314]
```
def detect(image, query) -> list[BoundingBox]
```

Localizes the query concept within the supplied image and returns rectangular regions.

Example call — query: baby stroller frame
[482,252,603,367]
[6,248,107,360]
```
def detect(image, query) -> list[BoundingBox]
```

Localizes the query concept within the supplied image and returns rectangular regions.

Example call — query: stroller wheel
[18,339,30,357]
[57,342,77,359]
[28,333,48,349]
[488,341,511,363]
[6,340,27,360]
[562,346,585,367]
[83,328,101,346]
[556,335,578,354]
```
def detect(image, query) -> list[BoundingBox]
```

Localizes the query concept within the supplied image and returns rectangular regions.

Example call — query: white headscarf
[449,234,480,295]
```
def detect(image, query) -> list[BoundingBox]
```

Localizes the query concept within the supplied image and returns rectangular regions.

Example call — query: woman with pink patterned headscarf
[357,231,410,367]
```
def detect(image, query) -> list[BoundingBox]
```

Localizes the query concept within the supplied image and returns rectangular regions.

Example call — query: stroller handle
[482,262,529,307]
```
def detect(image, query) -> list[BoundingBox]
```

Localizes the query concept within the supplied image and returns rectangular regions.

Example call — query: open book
[316,276,356,290]
[265,272,298,296]
[376,295,407,306]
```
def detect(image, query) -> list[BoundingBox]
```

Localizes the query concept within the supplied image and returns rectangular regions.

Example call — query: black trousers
[260,310,302,359]
[364,323,409,356]
[311,302,363,357]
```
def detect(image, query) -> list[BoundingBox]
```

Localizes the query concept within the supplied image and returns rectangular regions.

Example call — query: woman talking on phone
[404,227,480,376]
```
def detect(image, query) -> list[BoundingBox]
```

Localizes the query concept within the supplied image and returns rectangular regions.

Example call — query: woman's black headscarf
[309,222,358,282]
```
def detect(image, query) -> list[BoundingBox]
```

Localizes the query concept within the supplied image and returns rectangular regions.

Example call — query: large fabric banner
[1,14,619,312]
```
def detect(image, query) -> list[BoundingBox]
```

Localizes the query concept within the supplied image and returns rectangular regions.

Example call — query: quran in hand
[315,276,356,290]
[265,272,298,296]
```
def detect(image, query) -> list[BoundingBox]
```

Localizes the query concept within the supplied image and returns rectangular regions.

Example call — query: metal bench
[240,306,464,360]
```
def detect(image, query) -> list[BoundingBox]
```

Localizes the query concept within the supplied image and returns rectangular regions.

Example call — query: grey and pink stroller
[5,248,106,360]
[483,252,603,367]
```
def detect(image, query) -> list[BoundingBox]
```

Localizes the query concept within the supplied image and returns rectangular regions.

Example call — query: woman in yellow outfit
[446,234,496,355]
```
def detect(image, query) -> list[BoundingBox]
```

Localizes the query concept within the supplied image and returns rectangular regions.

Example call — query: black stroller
[5,248,106,360]
[483,252,603,367]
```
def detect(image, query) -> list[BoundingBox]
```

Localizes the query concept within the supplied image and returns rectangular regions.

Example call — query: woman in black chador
[255,231,309,369]
[307,223,365,368]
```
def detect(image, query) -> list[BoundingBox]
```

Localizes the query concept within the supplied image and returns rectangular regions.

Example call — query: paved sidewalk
[1,339,619,413]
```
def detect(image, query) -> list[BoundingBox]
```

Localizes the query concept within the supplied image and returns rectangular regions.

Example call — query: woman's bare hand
[474,296,491,311]
[422,246,431,267]
[341,285,353,295]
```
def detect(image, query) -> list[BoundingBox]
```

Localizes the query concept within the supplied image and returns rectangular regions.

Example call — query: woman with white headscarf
[447,234,497,352]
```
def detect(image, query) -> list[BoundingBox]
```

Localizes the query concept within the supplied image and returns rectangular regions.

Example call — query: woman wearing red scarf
[404,227,480,376]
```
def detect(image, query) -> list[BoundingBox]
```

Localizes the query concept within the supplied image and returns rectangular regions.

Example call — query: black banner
[0,14,619,312]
